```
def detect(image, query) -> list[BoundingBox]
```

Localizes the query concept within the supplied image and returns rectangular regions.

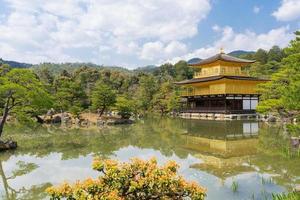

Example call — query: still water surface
[0,117,299,200]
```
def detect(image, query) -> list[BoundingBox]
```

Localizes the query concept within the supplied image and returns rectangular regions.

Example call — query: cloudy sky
[0,0,299,68]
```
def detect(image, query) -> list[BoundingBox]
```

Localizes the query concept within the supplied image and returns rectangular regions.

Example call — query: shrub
[46,158,206,200]
[115,96,134,119]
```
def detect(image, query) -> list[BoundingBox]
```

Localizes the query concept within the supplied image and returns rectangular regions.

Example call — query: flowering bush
[46,158,206,200]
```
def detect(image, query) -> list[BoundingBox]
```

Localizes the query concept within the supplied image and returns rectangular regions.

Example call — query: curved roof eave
[189,53,255,66]
[174,75,269,85]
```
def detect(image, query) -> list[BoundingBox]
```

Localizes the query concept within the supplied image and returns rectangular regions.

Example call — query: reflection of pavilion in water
[180,120,259,179]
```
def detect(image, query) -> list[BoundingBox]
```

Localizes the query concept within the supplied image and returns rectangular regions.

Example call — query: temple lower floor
[180,94,259,114]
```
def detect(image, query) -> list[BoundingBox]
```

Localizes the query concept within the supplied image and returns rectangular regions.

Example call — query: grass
[231,180,239,193]
[272,192,300,200]
[261,176,274,185]
[281,145,300,159]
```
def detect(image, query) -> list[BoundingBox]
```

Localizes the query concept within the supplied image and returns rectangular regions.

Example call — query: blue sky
[0,0,299,68]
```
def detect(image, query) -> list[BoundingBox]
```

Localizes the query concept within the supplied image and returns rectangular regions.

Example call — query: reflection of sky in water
[1,146,285,200]
[2,154,97,189]
[243,122,259,134]
[1,118,296,200]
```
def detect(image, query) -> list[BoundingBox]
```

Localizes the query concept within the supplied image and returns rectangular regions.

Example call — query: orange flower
[46,157,206,200]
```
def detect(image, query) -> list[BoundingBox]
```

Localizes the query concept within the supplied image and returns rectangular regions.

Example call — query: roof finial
[220,47,224,54]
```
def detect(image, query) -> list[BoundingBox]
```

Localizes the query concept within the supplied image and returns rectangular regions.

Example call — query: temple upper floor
[193,64,248,78]
[189,52,255,78]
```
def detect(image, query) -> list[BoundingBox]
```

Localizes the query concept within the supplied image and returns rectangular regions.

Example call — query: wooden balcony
[180,81,260,97]
[194,71,248,78]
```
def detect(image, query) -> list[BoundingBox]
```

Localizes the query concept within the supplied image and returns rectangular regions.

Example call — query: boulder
[106,119,115,126]
[80,119,89,126]
[267,116,277,122]
[295,184,300,192]
[61,113,72,123]
[52,115,62,123]
[74,117,81,126]
[47,108,55,116]
[97,119,106,126]
[106,118,134,125]
[0,140,17,151]
[291,137,300,148]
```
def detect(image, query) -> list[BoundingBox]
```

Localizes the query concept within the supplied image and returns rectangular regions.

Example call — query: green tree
[53,77,86,113]
[0,63,10,76]
[35,67,54,86]
[152,82,173,115]
[257,32,300,121]
[254,49,268,64]
[46,158,206,200]
[154,63,175,81]
[60,69,71,78]
[0,69,52,137]
[73,66,100,92]
[168,90,181,113]
[152,82,181,115]
[115,96,134,119]
[174,60,194,81]
[285,30,300,56]
[249,61,281,78]
[136,75,158,113]
[268,45,284,62]
[91,82,116,117]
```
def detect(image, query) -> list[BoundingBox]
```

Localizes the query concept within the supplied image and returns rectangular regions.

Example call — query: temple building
[176,50,268,118]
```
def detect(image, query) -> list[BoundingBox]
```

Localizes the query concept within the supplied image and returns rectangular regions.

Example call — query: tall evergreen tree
[91,81,116,117]
[257,32,300,121]
[254,49,268,64]
[268,45,284,62]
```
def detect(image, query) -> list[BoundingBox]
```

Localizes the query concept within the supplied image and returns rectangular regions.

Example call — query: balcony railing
[180,108,256,114]
[194,71,248,78]
[180,90,195,97]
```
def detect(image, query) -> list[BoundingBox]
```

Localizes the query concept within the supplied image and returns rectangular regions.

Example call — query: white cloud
[165,41,187,56]
[141,41,164,60]
[0,0,211,65]
[214,26,293,51]
[253,6,260,14]
[165,26,294,64]
[141,41,187,61]
[272,0,300,21]
[212,25,221,32]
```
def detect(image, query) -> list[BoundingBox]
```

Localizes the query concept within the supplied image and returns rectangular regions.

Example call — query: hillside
[134,65,158,73]
[228,50,255,57]
[0,58,32,68]
[187,58,202,65]
[1,50,255,73]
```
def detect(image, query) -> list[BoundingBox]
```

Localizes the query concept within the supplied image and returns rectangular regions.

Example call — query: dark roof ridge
[189,53,255,66]
[175,75,269,85]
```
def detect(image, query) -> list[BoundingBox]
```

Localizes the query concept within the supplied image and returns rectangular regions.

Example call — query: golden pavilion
[176,50,268,116]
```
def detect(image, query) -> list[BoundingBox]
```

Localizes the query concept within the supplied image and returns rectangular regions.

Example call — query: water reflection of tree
[2,118,299,191]
[253,123,300,189]
[188,122,300,189]
[0,159,51,200]
[2,117,189,160]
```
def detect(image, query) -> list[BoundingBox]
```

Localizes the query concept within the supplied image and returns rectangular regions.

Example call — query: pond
[0,117,299,200]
